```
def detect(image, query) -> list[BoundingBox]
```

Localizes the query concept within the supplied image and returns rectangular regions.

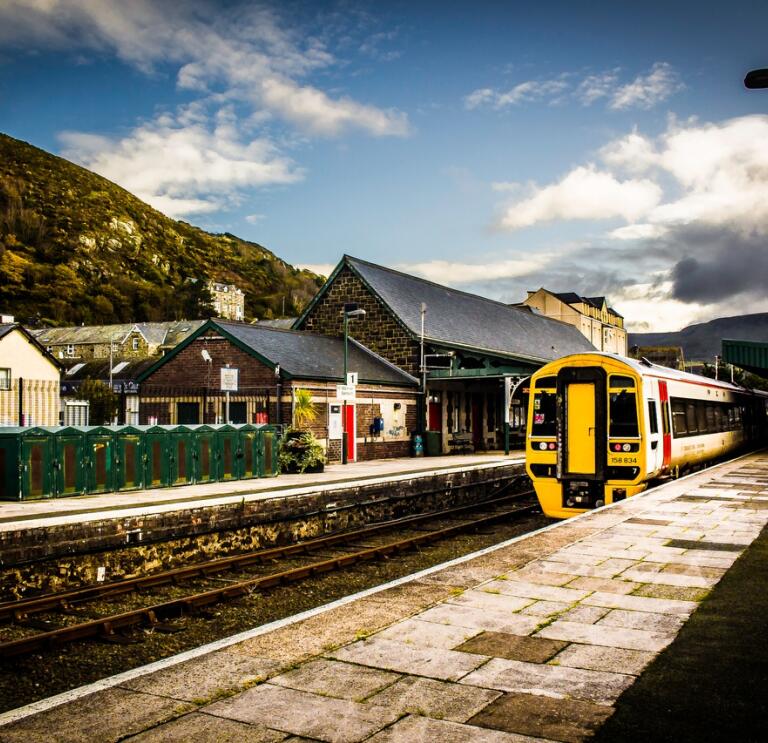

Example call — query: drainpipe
[18,377,23,426]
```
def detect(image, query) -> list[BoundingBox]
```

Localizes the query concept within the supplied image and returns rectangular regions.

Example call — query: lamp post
[342,305,366,464]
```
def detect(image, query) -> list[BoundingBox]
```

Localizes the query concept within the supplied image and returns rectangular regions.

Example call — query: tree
[293,388,318,429]
[77,379,119,425]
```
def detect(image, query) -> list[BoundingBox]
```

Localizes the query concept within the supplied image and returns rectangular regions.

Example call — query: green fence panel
[0,428,23,500]
[84,426,115,494]
[48,426,86,497]
[261,427,280,477]
[211,424,240,481]
[20,427,55,499]
[143,426,170,488]
[192,425,217,484]
[108,425,144,491]
[237,424,259,480]
[168,425,196,486]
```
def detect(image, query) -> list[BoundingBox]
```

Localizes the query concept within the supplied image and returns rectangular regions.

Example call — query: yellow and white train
[526,352,768,519]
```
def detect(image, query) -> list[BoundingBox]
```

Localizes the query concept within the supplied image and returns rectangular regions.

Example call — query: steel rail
[0,485,533,622]
[0,496,537,657]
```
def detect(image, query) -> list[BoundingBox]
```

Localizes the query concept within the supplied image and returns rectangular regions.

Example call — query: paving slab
[581,590,698,615]
[124,712,288,742]
[482,579,590,604]
[120,650,283,703]
[535,620,675,653]
[565,576,639,594]
[366,714,543,742]
[0,688,195,743]
[268,659,400,701]
[205,683,399,743]
[448,589,534,613]
[519,599,572,617]
[550,643,655,676]
[455,631,567,663]
[328,637,488,681]
[418,602,542,635]
[364,675,502,723]
[468,691,614,743]
[460,657,634,705]
[597,609,685,634]
[373,617,481,649]
[559,605,610,624]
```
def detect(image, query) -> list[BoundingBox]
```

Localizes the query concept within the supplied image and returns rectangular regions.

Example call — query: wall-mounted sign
[336,384,356,401]
[221,367,239,391]
[346,372,358,386]
[328,403,343,439]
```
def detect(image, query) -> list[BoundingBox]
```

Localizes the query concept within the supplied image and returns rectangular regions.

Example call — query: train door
[557,367,606,481]
[645,393,663,476]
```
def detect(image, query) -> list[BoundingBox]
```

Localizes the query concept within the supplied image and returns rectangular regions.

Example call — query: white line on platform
[0,450,755,727]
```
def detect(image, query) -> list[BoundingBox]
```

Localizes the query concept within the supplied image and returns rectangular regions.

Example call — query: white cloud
[498,166,662,230]
[396,256,553,285]
[464,79,568,110]
[466,63,682,112]
[613,281,711,332]
[608,223,668,240]
[245,213,266,224]
[0,0,409,138]
[60,108,303,218]
[610,62,683,110]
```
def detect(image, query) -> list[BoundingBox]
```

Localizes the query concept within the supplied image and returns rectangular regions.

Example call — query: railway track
[0,485,537,658]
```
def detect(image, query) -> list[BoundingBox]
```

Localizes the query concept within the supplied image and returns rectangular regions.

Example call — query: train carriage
[526,352,768,519]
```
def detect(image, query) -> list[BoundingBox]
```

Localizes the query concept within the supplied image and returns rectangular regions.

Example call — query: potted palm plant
[280,389,326,473]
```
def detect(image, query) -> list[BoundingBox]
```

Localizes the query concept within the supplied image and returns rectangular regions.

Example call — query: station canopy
[722,339,768,377]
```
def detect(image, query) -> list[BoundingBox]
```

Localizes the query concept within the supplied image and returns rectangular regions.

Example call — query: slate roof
[31,320,205,348]
[0,324,14,341]
[142,320,418,387]
[340,257,594,363]
[62,358,157,382]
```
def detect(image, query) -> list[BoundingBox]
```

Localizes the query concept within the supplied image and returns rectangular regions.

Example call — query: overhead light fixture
[201,349,212,362]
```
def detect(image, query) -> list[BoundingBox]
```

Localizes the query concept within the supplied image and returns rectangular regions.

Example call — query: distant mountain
[629,313,768,361]
[0,133,323,325]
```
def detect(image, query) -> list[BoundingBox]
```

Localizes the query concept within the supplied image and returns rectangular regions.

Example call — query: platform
[1,452,766,741]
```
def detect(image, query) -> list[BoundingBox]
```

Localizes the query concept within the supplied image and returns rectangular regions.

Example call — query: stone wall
[298,265,422,376]
[0,462,525,598]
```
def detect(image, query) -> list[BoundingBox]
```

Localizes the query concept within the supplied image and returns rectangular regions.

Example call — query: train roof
[545,352,768,396]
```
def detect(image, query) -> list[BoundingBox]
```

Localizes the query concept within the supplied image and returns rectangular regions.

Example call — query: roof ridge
[345,255,566,319]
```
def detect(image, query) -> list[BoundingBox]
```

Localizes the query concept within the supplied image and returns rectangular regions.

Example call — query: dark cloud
[667,225,768,303]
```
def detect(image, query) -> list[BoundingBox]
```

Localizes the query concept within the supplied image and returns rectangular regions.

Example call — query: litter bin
[424,430,442,456]
[412,433,424,457]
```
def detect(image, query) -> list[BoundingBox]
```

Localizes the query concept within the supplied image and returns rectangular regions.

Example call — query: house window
[65,344,75,357]
[132,337,139,351]
[0,368,10,390]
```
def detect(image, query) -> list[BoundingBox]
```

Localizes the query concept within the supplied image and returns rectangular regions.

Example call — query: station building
[134,319,419,462]
[0,323,61,426]
[294,256,594,453]
[521,288,627,355]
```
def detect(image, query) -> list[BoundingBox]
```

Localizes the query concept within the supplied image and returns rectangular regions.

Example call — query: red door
[428,402,442,431]
[658,381,672,468]
[344,404,356,461]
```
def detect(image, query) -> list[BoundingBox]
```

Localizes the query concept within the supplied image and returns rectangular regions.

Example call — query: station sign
[336,384,356,401]
[220,367,239,392]
[347,372,358,386]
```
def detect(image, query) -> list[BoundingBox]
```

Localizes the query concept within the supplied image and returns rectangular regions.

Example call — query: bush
[279,429,325,474]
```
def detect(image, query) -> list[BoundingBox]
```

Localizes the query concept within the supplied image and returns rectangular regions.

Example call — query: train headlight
[539,442,547,450]
[622,443,631,452]
[548,443,556,450]
[613,444,622,452]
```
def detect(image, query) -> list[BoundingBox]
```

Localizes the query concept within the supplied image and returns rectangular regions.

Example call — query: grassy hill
[629,313,768,361]
[0,133,323,325]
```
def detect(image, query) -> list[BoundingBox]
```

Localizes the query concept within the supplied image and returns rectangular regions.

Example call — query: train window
[696,403,708,434]
[713,406,724,432]
[647,400,658,434]
[531,391,556,437]
[685,402,698,434]
[671,400,687,435]
[536,376,557,389]
[705,405,716,433]
[609,375,635,388]
[609,390,638,437]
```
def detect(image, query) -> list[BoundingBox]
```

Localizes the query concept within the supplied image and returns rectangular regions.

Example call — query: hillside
[629,313,768,361]
[0,133,323,325]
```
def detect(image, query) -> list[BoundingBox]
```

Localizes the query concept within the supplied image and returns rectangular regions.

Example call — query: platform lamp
[342,304,366,464]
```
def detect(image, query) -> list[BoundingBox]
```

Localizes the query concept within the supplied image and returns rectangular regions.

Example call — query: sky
[1,0,767,332]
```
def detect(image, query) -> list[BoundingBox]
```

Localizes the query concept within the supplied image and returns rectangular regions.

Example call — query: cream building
[522,288,627,355]
[0,324,61,426]
[207,281,245,321]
